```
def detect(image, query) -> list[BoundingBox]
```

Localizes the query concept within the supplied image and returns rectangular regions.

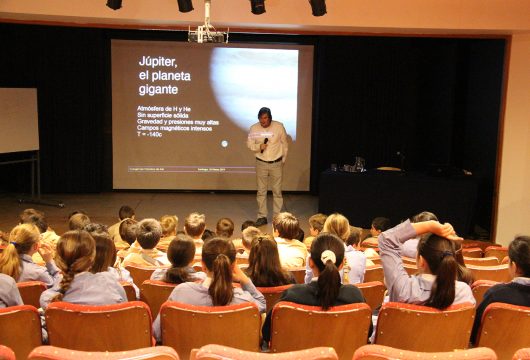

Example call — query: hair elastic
[441,250,453,259]
[321,250,336,264]
[10,242,17,246]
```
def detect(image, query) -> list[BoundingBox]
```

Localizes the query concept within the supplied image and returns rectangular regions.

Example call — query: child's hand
[432,222,463,241]
[38,242,54,263]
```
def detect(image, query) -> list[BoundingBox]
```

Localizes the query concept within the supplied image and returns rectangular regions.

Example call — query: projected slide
[111,40,313,190]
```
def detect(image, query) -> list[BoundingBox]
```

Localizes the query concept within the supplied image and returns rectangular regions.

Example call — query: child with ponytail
[152,237,265,341]
[150,234,206,283]
[0,223,60,287]
[379,219,475,308]
[39,230,127,309]
[262,233,367,343]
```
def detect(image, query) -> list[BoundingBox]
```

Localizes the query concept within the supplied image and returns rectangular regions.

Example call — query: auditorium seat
[374,302,475,351]
[160,301,261,360]
[401,256,417,264]
[513,348,530,360]
[16,281,46,308]
[125,265,158,288]
[256,284,293,314]
[120,281,138,301]
[364,264,385,283]
[289,267,306,284]
[356,281,386,311]
[28,345,179,360]
[471,280,499,304]
[141,279,177,317]
[403,263,418,276]
[0,345,15,360]
[353,344,497,360]
[190,344,338,360]
[45,301,153,351]
[0,305,42,359]
[270,301,371,360]
[462,247,484,258]
[467,264,512,282]
[484,246,509,263]
[464,257,500,266]
[476,303,530,360]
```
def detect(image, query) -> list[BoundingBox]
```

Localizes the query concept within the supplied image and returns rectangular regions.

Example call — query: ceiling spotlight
[309,0,326,16]
[177,0,194,13]
[106,0,122,10]
[250,0,266,15]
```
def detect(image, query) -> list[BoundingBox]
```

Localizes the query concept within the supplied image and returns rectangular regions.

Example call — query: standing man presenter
[247,107,288,226]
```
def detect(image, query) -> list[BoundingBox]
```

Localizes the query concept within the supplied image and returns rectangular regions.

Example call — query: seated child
[40,230,127,309]
[151,234,206,283]
[232,220,256,251]
[122,219,169,267]
[68,212,91,231]
[303,213,327,249]
[157,215,178,250]
[0,223,60,288]
[216,218,234,239]
[116,219,140,258]
[108,205,136,249]
[361,217,391,248]
[273,212,308,269]
[184,212,207,253]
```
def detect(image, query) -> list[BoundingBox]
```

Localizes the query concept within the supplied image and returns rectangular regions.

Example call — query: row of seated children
[1,207,529,349]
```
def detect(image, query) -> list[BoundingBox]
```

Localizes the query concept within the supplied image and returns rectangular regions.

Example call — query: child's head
[136,219,162,250]
[85,223,116,274]
[0,223,40,280]
[417,234,458,309]
[164,234,197,284]
[19,208,43,224]
[119,219,137,246]
[201,238,236,306]
[201,229,215,243]
[69,213,91,231]
[19,210,48,234]
[346,226,362,248]
[322,213,350,242]
[508,236,530,277]
[184,212,206,239]
[247,234,290,287]
[52,230,96,302]
[241,226,262,250]
[272,212,300,240]
[216,218,234,238]
[310,233,345,310]
[309,213,327,237]
[160,215,179,237]
[119,205,135,220]
[370,217,391,236]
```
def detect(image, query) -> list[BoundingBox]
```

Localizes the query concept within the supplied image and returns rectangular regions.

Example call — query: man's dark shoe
[255,217,268,226]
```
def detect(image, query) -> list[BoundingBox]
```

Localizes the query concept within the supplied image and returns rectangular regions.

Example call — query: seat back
[464,256,500,266]
[471,280,499,304]
[374,302,475,351]
[513,348,530,360]
[17,281,47,308]
[191,344,338,360]
[356,281,386,311]
[477,303,530,360]
[0,305,42,359]
[353,344,497,360]
[467,264,512,282]
[364,264,385,283]
[484,246,509,262]
[140,280,177,317]
[125,265,157,288]
[120,281,137,301]
[28,345,179,360]
[403,263,418,276]
[45,301,153,351]
[289,267,306,284]
[462,247,483,258]
[270,301,372,360]
[256,284,293,314]
[0,345,15,360]
[160,301,261,360]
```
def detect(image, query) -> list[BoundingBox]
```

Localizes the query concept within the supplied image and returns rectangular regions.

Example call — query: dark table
[318,170,478,235]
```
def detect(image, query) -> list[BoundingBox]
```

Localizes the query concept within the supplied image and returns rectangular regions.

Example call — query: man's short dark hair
[119,205,135,220]
[257,107,272,119]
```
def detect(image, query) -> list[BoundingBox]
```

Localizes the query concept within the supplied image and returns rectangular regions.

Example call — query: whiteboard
[0,88,40,154]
